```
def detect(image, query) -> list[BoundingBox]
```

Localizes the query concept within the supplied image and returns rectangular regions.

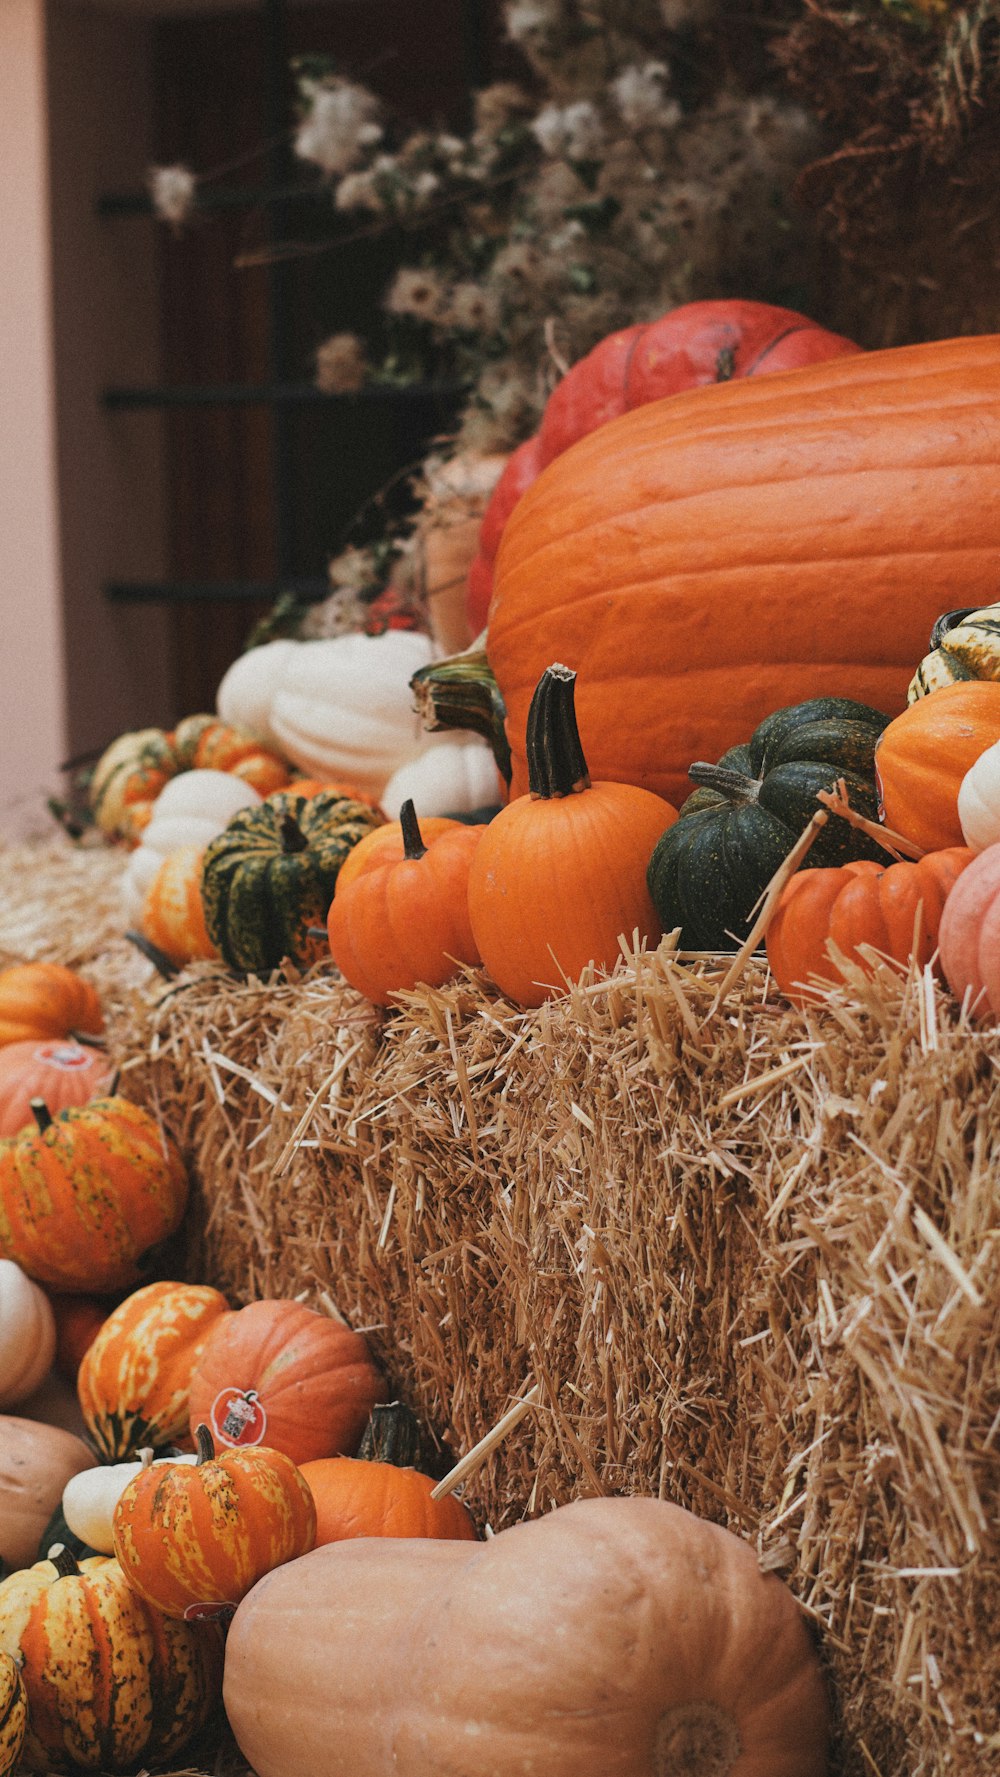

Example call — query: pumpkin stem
[928,606,977,649]
[280,813,310,854]
[526,663,590,799]
[409,644,512,789]
[399,800,427,862]
[357,1402,423,1469]
[686,762,761,806]
[125,929,180,980]
[29,1098,53,1134]
[48,1545,81,1579]
[194,1423,216,1466]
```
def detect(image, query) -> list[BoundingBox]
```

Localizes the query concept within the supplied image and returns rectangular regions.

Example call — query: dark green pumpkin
[646,697,891,952]
[201,790,384,974]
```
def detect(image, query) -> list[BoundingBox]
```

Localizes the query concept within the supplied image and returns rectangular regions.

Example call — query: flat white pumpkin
[0,1262,57,1409]
[380,736,499,819]
[216,639,300,747]
[62,1449,199,1554]
[958,740,1000,853]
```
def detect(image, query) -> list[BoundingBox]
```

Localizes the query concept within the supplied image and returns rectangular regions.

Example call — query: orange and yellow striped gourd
[77,1280,231,1460]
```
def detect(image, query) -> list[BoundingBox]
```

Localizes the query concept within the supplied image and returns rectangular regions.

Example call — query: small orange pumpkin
[327,800,486,1004]
[77,1279,231,1459]
[0,965,103,1048]
[0,1097,189,1294]
[467,664,677,1007]
[766,848,973,1004]
[873,681,1000,853]
[0,1041,112,1138]
[334,811,471,895]
[139,844,218,967]
[112,1421,316,1619]
[186,1299,387,1466]
[299,1402,478,1545]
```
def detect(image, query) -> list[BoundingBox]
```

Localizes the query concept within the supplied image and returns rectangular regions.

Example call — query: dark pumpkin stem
[68,1029,107,1050]
[30,1098,53,1134]
[125,929,179,980]
[687,761,761,806]
[409,647,512,789]
[357,1402,422,1469]
[526,663,590,799]
[280,814,310,855]
[48,1545,81,1578]
[195,1423,216,1465]
[928,607,977,649]
[399,800,427,861]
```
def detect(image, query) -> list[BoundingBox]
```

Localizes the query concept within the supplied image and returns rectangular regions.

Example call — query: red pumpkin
[0,1041,112,1138]
[466,299,860,631]
[186,1299,387,1466]
[113,1422,316,1619]
[766,849,972,1005]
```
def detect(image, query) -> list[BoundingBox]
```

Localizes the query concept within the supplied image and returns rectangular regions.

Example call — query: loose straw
[705,807,830,1015]
[816,780,925,860]
[431,1383,542,1499]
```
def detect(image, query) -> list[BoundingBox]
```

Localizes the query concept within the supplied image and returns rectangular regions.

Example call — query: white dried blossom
[547,219,587,254]
[445,283,502,332]
[315,332,367,394]
[334,169,383,213]
[490,241,546,287]
[147,165,196,227]
[505,0,560,41]
[384,266,447,321]
[611,63,681,132]
[412,170,441,207]
[436,134,467,171]
[531,101,603,162]
[294,79,382,177]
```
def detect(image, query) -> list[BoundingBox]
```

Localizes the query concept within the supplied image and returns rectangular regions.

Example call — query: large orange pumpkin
[77,1280,231,1459]
[0,965,103,1048]
[488,334,1000,809]
[186,1299,387,1466]
[0,1097,189,1294]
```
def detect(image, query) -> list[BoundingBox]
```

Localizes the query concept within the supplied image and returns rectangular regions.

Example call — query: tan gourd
[0,1416,97,1571]
[0,1262,57,1408]
[223,1495,829,1777]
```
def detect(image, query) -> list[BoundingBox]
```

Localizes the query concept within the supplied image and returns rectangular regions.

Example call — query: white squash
[121,769,262,923]
[62,1449,198,1554]
[218,632,439,798]
[958,740,1000,853]
[0,1262,57,1409]
[380,735,500,819]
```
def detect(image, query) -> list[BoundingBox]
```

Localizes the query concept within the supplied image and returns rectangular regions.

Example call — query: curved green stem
[280,814,310,855]
[526,664,590,799]
[358,1402,423,1469]
[195,1423,216,1466]
[409,646,511,789]
[687,762,761,805]
[29,1098,53,1134]
[399,800,427,861]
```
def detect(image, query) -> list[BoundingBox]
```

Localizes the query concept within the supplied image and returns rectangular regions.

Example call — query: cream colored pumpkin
[217,632,438,798]
[958,739,1000,853]
[379,736,499,819]
[0,1417,97,1570]
[121,770,262,923]
[62,1449,198,1555]
[0,1263,56,1410]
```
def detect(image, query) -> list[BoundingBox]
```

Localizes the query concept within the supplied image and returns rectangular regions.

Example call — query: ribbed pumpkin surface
[0,1098,189,1294]
[489,334,1000,809]
[0,1648,26,1777]
[78,1281,231,1460]
[0,1554,222,1771]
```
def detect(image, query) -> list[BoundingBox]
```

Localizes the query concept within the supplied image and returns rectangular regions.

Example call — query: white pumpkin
[380,736,500,819]
[62,1449,199,1554]
[958,740,1000,853]
[217,632,439,798]
[121,769,262,923]
[0,1262,57,1409]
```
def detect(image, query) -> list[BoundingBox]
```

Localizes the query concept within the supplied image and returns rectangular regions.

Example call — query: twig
[704,808,830,1018]
[430,1383,541,1499]
[816,779,924,860]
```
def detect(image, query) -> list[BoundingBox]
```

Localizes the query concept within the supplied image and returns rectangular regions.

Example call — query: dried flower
[444,283,502,333]
[611,62,681,132]
[531,101,604,161]
[334,169,384,213]
[147,165,197,228]
[315,332,367,394]
[473,82,534,136]
[505,0,562,42]
[294,79,383,176]
[384,267,447,322]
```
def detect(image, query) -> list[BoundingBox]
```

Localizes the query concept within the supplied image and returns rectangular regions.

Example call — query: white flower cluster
[294,78,383,177]
[147,165,197,227]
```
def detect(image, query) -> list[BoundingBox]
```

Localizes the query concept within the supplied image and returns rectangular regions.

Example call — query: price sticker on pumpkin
[210,1386,267,1447]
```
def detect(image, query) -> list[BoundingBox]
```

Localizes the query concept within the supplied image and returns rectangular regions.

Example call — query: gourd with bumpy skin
[765,848,972,1005]
[201,790,384,975]
[646,698,891,952]
[467,663,678,1008]
[90,719,289,844]
[113,1422,316,1619]
[0,1097,189,1295]
[0,1650,27,1777]
[223,1494,829,1777]
[489,334,1000,809]
[874,680,1000,854]
[77,1279,231,1461]
[0,1548,223,1771]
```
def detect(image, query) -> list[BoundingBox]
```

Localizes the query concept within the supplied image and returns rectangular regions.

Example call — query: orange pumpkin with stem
[0,1096,189,1294]
[299,1402,477,1545]
[873,680,1000,853]
[0,964,103,1047]
[112,1420,316,1620]
[467,663,677,1007]
[327,800,485,1004]
[766,848,972,1005]
[186,1298,387,1465]
[0,1041,112,1138]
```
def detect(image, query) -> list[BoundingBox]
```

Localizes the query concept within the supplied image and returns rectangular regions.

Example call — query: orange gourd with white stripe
[0,1547,222,1770]
[112,1423,316,1619]
[0,1097,189,1294]
[77,1280,231,1460]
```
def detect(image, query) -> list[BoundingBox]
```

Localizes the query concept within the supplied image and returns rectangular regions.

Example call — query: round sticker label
[210,1386,266,1447]
[38,1043,95,1070]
